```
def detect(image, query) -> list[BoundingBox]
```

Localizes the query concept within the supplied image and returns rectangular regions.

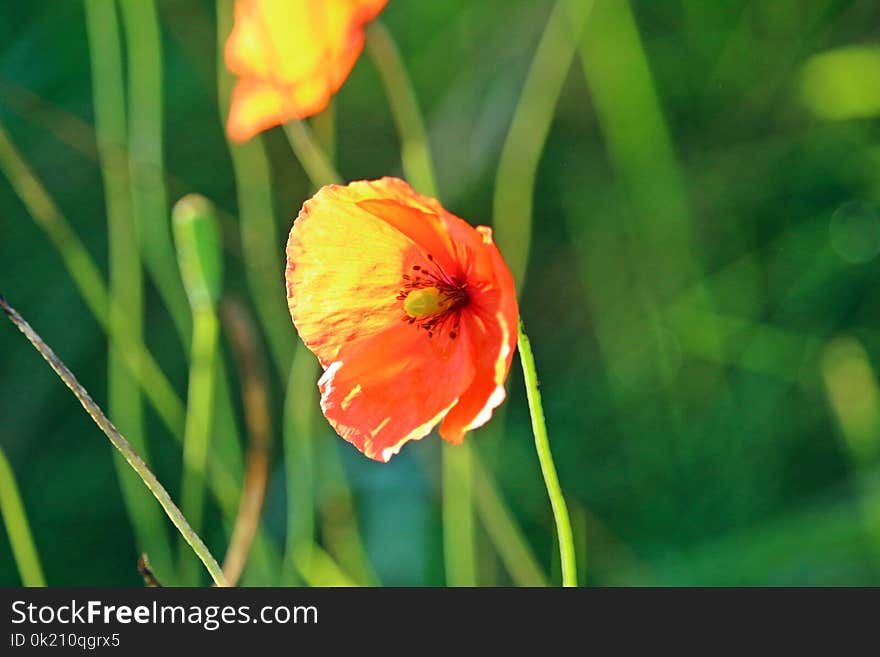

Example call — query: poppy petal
[286,182,421,367]
[356,197,459,275]
[227,79,287,144]
[225,0,387,140]
[320,320,475,461]
[225,0,275,80]
[440,228,519,443]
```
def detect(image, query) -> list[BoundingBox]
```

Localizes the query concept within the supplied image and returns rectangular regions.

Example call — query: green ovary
[403,287,452,318]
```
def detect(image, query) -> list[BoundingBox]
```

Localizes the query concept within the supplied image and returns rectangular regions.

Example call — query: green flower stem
[517,321,576,586]
[217,6,295,377]
[0,445,46,586]
[199,16,287,578]
[310,101,336,163]
[173,193,223,583]
[119,0,192,341]
[0,297,228,587]
[442,444,477,586]
[365,21,437,197]
[493,0,594,291]
[118,7,259,526]
[178,310,219,581]
[85,0,176,581]
[283,120,342,186]
[281,343,317,586]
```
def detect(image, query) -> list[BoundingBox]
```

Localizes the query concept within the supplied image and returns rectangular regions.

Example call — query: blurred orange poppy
[285,178,519,462]
[225,0,388,143]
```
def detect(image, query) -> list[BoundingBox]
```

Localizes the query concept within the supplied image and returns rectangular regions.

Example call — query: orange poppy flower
[285,178,519,462]
[225,0,388,143]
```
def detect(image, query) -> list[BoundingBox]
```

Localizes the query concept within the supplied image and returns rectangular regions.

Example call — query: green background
[2,0,880,586]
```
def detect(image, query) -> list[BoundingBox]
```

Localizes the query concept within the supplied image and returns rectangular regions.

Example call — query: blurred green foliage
[2,0,880,586]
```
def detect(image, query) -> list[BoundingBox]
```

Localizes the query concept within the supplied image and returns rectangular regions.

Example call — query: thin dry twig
[0,295,228,586]
[220,298,272,586]
[137,554,163,587]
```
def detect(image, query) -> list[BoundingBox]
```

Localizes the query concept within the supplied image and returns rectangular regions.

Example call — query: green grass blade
[84,0,176,582]
[119,0,192,342]
[365,21,437,197]
[442,443,477,586]
[0,446,46,586]
[493,0,593,291]
[173,194,224,583]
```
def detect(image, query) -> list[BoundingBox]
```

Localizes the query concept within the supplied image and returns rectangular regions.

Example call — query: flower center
[397,257,468,339]
[403,286,454,318]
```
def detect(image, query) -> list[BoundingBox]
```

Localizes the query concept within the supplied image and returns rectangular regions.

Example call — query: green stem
[217,4,295,376]
[365,21,437,197]
[121,7,250,578]
[310,101,336,163]
[493,0,594,291]
[0,298,228,587]
[179,310,219,582]
[281,343,317,586]
[517,320,576,586]
[0,446,46,586]
[172,193,223,583]
[85,0,175,581]
[0,122,108,323]
[119,0,192,342]
[442,443,477,586]
[283,120,342,186]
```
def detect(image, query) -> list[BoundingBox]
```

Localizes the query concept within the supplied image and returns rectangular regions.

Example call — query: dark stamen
[397,252,469,339]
